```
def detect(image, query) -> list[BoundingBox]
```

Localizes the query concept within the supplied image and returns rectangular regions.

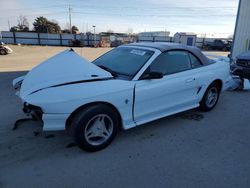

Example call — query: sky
[0,0,239,37]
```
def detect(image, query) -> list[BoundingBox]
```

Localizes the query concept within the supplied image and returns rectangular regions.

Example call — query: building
[173,32,197,46]
[99,32,136,47]
[138,31,170,42]
[231,0,250,58]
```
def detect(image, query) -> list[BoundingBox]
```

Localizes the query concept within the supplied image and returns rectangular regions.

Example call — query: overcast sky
[0,0,239,37]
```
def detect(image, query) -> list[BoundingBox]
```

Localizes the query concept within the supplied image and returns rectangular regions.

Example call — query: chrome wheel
[205,87,218,108]
[84,114,113,146]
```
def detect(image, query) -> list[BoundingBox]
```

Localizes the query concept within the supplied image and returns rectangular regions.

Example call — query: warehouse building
[231,0,250,58]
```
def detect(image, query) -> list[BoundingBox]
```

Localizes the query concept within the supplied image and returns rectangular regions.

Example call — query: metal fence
[0,31,228,49]
[137,35,219,48]
[0,31,100,46]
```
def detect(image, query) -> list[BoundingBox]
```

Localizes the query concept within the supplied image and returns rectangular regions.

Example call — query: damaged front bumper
[13,76,69,131]
[231,64,250,79]
[23,102,43,121]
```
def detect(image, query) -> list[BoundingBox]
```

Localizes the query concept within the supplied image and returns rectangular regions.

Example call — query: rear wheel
[70,104,119,152]
[0,49,7,55]
[200,83,220,112]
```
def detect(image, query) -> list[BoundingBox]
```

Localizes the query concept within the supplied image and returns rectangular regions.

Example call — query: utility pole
[93,25,96,47]
[8,20,10,31]
[69,5,72,33]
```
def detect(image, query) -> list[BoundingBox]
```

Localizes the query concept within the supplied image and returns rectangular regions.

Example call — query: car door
[134,50,200,125]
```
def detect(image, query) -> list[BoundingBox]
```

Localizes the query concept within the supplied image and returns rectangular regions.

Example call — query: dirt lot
[0,45,249,188]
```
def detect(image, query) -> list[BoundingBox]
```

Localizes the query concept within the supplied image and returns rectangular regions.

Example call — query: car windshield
[93,47,154,77]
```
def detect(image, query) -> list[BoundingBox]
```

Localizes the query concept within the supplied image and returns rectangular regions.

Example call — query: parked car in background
[231,51,250,79]
[69,39,84,47]
[203,39,231,51]
[0,42,13,55]
[13,42,230,152]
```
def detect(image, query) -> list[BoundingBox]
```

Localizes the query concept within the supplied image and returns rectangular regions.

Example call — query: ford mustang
[13,42,230,151]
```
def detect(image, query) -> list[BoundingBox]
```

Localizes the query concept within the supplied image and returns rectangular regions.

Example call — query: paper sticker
[130,49,146,56]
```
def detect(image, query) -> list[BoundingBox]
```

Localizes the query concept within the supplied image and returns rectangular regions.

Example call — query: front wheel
[200,83,220,112]
[70,104,119,152]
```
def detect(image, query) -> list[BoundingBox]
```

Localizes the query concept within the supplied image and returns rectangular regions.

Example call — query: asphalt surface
[0,47,250,188]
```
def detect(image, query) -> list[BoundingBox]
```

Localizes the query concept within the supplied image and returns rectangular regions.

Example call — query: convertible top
[125,42,212,65]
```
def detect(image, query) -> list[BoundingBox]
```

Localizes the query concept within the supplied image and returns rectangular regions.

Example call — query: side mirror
[141,71,163,80]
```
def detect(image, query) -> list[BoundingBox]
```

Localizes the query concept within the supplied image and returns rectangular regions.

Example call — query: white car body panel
[13,44,230,131]
[20,50,113,98]
[4,46,13,54]
[24,79,135,130]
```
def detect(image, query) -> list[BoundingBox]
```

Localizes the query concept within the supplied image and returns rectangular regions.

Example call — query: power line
[0,12,68,20]
[3,5,67,11]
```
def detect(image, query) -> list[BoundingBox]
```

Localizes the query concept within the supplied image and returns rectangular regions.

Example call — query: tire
[222,47,227,52]
[199,83,220,112]
[70,104,119,152]
[0,49,7,55]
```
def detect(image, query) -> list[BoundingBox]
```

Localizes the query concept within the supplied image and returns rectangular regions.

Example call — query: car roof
[125,42,193,52]
[124,42,211,65]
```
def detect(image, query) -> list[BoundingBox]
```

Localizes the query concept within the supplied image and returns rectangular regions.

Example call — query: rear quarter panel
[195,59,230,101]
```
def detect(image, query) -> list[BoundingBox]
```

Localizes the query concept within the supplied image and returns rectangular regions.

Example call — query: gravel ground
[0,45,249,188]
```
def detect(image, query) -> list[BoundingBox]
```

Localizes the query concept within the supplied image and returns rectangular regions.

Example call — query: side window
[189,53,203,68]
[149,51,191,75]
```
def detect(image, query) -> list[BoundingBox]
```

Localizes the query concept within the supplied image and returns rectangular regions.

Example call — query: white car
[13,43,230,151]
[0,42,13,55]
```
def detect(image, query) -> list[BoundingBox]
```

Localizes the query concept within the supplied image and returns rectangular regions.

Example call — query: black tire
[70,104,119,152]
[199,83,220,112]
[0,49,7,55]
[222,47,227,52]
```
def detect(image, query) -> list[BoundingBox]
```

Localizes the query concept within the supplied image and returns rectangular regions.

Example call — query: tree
[33,16,61,33]
[18,15,29,31]
[62,29,70,34]
[71,25,79,34]
[9,15,29,32]
[10,26,19,32]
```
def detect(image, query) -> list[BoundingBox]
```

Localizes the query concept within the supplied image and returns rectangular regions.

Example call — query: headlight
[12,75,26,90]
[14,80,23,90]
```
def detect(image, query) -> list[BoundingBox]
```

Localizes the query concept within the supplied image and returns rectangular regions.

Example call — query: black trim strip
[132,84,136,123]
[29,77,113,95]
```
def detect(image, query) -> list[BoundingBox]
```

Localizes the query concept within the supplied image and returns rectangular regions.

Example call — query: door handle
[186,78,195,83]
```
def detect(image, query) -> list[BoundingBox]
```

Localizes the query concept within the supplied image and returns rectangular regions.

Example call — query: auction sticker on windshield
[130,49,146,56]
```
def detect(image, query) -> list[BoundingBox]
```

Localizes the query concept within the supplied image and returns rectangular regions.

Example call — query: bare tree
[18,15,29,31]
[9,15,29,32]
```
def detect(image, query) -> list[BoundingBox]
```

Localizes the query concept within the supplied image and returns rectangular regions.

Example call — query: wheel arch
[211,79,223,92]
[200,79,223,103]
[65,101,123,130]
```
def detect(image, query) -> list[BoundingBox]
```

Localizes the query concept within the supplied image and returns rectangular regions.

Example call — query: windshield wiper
[97,65,118,77]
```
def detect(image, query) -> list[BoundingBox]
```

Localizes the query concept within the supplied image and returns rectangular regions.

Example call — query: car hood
[236,51,250,60]
[20,49,113,97]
